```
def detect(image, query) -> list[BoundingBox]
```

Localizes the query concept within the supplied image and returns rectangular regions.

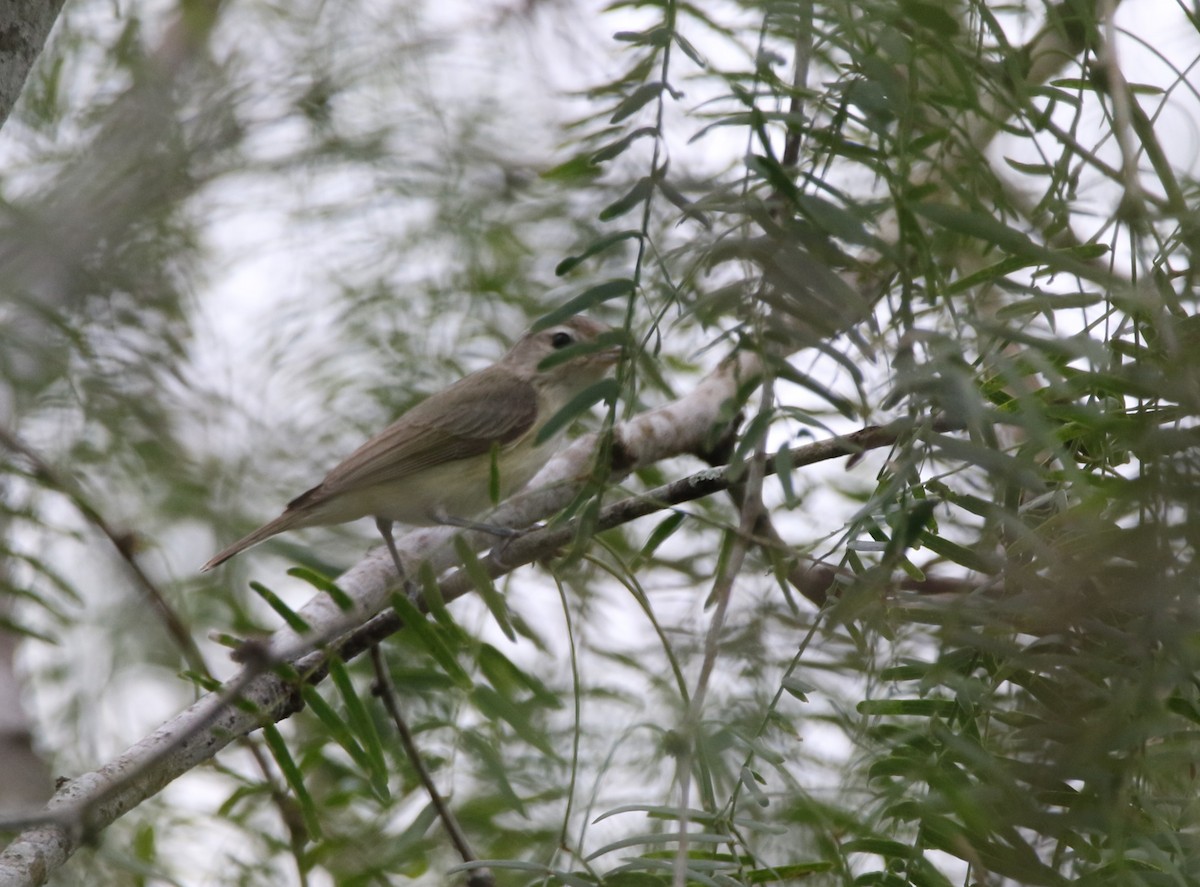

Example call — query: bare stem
[368,646,494,887]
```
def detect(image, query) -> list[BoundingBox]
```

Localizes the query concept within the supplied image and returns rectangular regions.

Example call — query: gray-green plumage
[202,316,615,571]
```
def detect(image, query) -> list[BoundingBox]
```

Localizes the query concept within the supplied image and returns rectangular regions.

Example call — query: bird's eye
[550,331,574,349]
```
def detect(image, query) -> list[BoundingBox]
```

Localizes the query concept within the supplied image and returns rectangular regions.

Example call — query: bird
[201,315,617,573]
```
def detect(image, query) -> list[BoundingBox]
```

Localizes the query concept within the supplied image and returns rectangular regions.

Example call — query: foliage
[1,0,1199,885]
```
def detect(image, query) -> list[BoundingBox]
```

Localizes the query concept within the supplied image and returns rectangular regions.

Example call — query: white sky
[5,0,1200,882]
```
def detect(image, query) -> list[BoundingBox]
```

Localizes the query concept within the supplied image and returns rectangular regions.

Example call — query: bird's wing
[287,370,539,508]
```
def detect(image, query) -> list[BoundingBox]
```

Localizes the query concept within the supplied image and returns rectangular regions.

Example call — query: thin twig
[0,656,281,835]
[330,417,965,667]
[1098,0,1147,223]
[0,424,311,861]
[779,0,812,169]
[368,646,494,887]
[673,349,774,887]
[0,417,967,874]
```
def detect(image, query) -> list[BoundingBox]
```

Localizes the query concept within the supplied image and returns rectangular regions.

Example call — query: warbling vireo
[201,315,617,572]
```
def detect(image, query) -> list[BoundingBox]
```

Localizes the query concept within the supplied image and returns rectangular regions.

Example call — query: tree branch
[0,385,935,885]
[0,0,66,131]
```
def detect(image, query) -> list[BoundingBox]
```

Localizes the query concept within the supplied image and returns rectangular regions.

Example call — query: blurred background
[1,0,1199,884]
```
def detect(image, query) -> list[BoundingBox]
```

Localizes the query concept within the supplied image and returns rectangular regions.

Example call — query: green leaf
[460,730,528,815]
[610,82,664,123]
[249,582,311,634]
[843,838,918,858]
[880,663,931,682]
[656,176,696,215]
[745,862,834,882]
[540,154,603,182]
[1166,694,1200,725]
[775,362,858,418]
[636,512,687,565]
[390,591,472,688]
[918,532,997,574]
[993,290,1106,317]
[857,698,958,717]
[447,860,550,878]
[416,560,455,629]
[1003,157,1053,176]
[794,191,877,248]
[585,830,731,861]
[535,278,635,329]
[945,254,1049,294]
[0,615,53,645]
[556,229,643,276]
[453,536,515,642]
[327,659,390,797]
[286,567,354,611]
[730,729,786,765]
[262,724,322,840]
[882,498,939,560]
[470,685,556,756]
[732,407,774,464]
[915,202,1107,283]
[591,126,658,163]
[782,674,814,702]
[772,446,797,503]
[917,202,1036,252]
[1074,858,1166,885]
[740,766,770,807]
[673,31,706,66]
[599,177,653,221]
[605,859,722,886]
[180,670,221,693]
[300,684,379,791]
[899,0,960,35]
[548,871,598,887]
[613,27,670,47]
[920,814,1067,884]
[478,643,559,705]
[593,803,716,824]
[535,377,619,444]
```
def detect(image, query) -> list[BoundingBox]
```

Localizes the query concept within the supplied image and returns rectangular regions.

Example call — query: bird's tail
[200,511,304,572]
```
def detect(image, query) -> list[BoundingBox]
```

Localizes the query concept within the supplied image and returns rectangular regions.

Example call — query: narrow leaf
[262,725,322,839]
[534,377,619,444]
[915,202,1105,282]
[585,830,731,861]
[745,862,834,882]
[740,766,770,807]
[857,698,958,717]
[636,512,687,565]
[599,177,653,221]
[286,567,354,611]
[555,229,643,276]
[590,126,658,164]
[249,582,311,634]
[781,674,814,702]
[610,81,664,123]
[300,685,374,778]
[390,592,473,688]
[470,685,556,756]
[534,278,635,330]
[453,536,515,641]
[918,531,998,573]
[328,659,389,794]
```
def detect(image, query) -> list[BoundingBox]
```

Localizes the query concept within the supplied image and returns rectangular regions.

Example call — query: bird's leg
[434,512,520,539]
[375,517,408,583]
[438,512,532,568]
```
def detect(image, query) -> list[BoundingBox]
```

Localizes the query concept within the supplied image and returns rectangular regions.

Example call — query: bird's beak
[598,345,623,366]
